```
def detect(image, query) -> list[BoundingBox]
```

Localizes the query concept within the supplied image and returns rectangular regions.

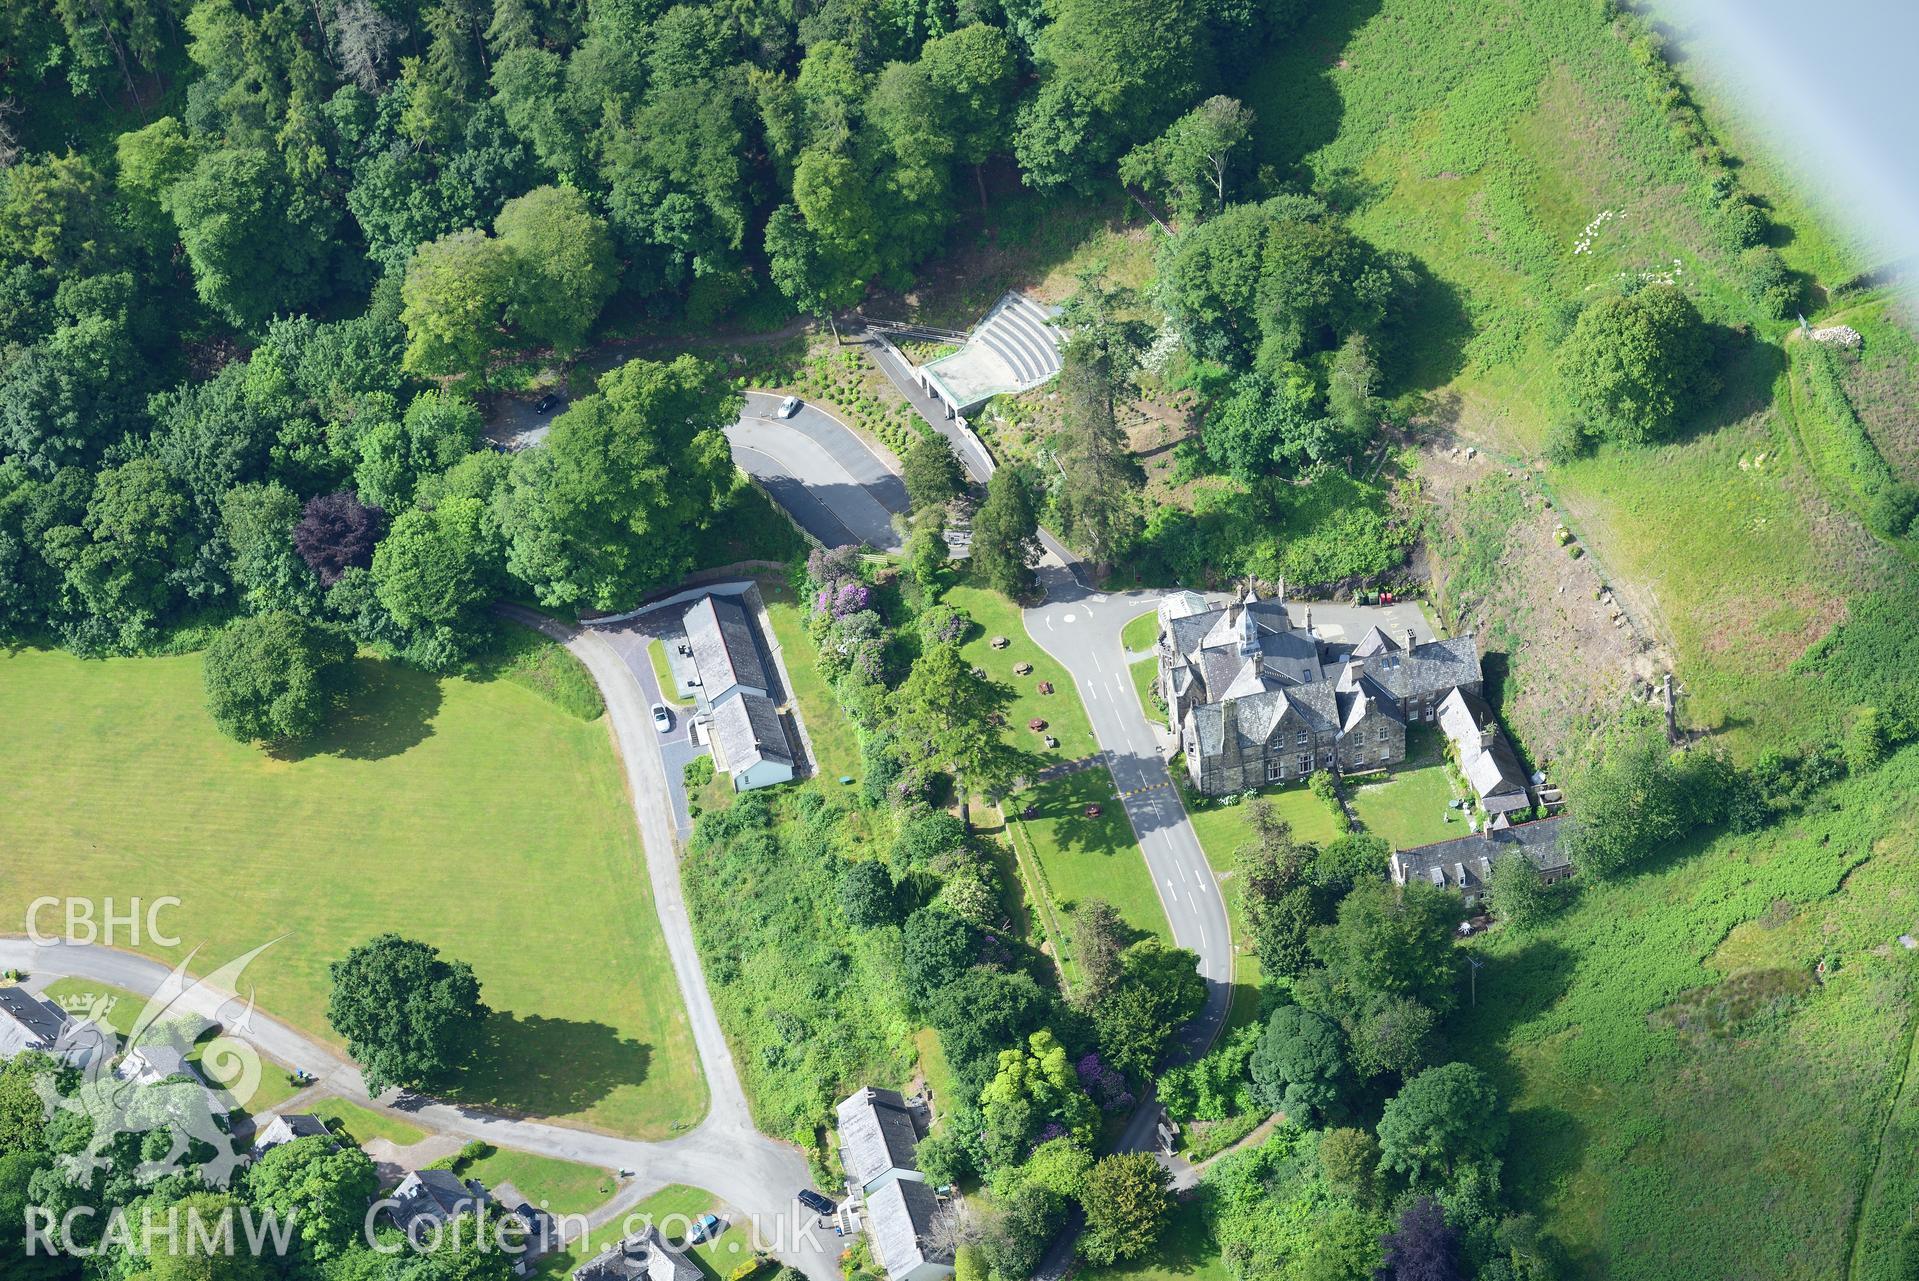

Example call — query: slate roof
[684,594,769,700]
[390,1169,486,1235]
[123,1042,194,1083]
[710,690,793,773]
[252,1113,334,1154]
[1337,676,1406,733]
[1391,816,1571,895]
[1192,680,1342,758]
[837,1087,921,1190]
[1343,634,1481,706]
[1351,625,1401,658]
[866,1177,953,1280]
[0,989,72,1058]
[573,1227,701,1281]
[1438,688,1531,812]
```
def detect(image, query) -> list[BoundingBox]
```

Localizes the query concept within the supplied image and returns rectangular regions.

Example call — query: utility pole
[1467,954,1484,1007]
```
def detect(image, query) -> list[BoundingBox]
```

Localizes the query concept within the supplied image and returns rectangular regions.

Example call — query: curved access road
[1,608,843,1281]
[727,392,907,552]
[1022,570,1234,1063]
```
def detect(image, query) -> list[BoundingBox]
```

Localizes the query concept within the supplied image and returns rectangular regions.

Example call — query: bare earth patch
[1418,439,1668,763]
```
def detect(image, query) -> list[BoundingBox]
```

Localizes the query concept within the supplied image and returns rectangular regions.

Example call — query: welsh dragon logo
[34,941,280,1190]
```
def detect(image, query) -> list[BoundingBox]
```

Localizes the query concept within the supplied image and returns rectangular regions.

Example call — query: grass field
[1240,0,1906,758]
[1452,742,1919,1281]
[1185,2,1919,1272]
[0,647,705,1139]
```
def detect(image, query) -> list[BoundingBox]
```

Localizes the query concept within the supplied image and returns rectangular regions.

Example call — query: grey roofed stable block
[683,594,770,703]
[709,690,794,771]
[573,1226,702,1281]
[836,1086,922,1192]
[866,1177,954,1281]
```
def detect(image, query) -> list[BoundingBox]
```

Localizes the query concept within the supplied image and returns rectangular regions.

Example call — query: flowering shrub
[1077,1052,1135,1113]
[832,582,872,618]
[918,603,970,645]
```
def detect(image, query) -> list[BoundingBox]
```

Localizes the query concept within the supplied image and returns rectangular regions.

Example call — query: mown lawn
[946,584,1101,764]
[1347,728,1466,850]
[459,1146,619,1217]
[1181,777,1345,865]
[307,1098,427,1148]
[0,648,705,1139]
[1128,656,1160,722]
[1349,762,1463,850]
[1176,777,1346,1031]
[1120,608,1159,654]
[1008,770,1171,989]
[944,586,1172,989]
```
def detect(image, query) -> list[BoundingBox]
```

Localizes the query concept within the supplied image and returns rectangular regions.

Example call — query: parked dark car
[534,393,561,414]
[796,1189,835,1215]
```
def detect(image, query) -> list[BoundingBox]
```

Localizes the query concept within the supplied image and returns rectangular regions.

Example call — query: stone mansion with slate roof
[1157,587,1485,795]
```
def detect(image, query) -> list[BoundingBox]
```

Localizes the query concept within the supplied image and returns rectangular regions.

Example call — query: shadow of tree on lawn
[441,1010,652,1118]
[280,658,444,763]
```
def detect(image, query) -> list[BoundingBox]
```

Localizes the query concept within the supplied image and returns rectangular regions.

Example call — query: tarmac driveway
[726,393,907,552]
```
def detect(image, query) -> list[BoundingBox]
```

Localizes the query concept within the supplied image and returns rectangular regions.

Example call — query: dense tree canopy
[504,355,736,610]
[1555,285,1718,444]
[325,933,488,1095]
[202,611,353,746]
[970,466,1042,600]
[1079,1152,1173,1265]
[1376,1063,1506,1186]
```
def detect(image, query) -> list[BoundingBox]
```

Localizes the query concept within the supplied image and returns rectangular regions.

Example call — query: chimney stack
[1479,724,1497,751]
[1404,628,1417,651]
